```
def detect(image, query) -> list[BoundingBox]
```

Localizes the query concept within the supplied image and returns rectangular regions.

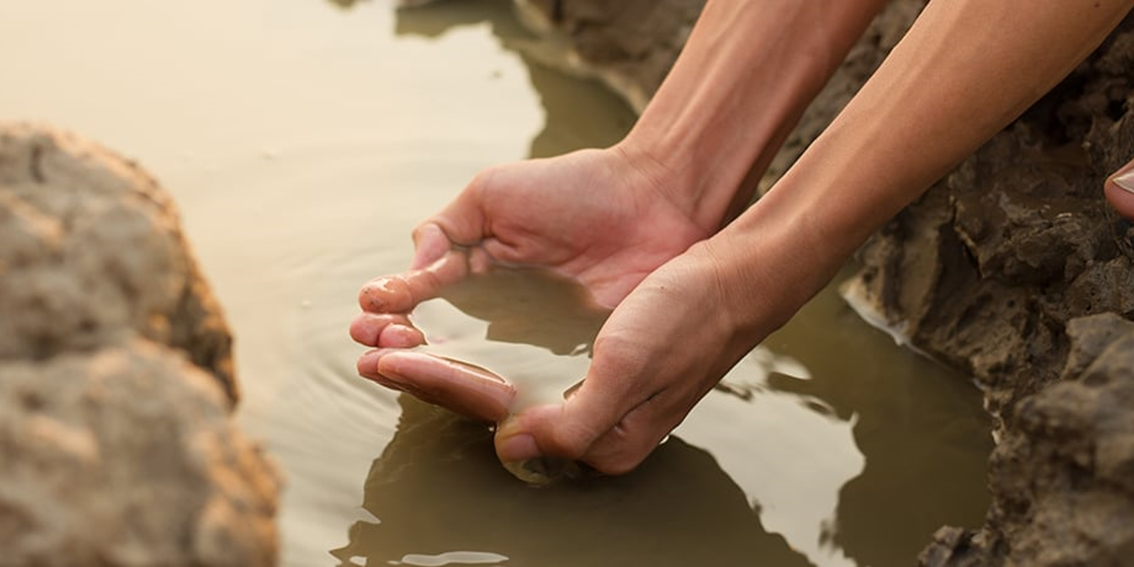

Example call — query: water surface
[0,1,991,566]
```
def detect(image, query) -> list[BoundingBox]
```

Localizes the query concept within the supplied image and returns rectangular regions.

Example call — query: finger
[356,349,409,392]
[358,248,470,313]
[410,223,455,271]
[495,389,673,476]
[349,312,421,347]
[493,345,650,471]
[379,325,425,349]
[1105,158,1134,220]
[359,350,515,423]
[423,167,497,250]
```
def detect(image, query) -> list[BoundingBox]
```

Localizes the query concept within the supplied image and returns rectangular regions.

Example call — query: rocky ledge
[0,124,279,566]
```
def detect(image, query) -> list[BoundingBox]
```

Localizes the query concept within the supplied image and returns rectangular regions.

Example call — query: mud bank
[517,1,1134,565]
[0,124,279,566]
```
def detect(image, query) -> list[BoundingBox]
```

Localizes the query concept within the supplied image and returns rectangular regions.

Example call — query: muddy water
[0,0,991,566]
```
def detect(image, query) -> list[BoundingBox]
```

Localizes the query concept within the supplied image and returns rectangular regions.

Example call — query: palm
[429,149,708,307]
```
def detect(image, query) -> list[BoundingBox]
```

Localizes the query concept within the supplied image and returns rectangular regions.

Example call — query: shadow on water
[330,395,812,567]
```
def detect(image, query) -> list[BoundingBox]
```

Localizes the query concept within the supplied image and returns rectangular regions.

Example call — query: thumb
[1105,157,1134,221]
[358,242,470,314]
[409,222,454,271]
[493,405,595,485]
[413,169,498,270]
[359,173,499,314]
[493,367,659,478]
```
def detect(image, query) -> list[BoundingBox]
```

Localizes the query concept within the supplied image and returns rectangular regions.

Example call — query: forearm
[616,0,889,233]
[723,0,1134,328]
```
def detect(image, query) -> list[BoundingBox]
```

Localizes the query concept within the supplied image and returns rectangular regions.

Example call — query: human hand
[351,147,711,425]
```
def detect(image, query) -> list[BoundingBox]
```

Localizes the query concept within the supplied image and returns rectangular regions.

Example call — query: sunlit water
[0,1,992,566]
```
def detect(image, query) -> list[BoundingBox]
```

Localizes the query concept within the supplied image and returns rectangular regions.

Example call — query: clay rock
[1060,313,1134,381]
[0,123,278,566]
[950,134,1111,286]
[983,319,1134,567]
[920,316,1134,567]
[0,123,236,402]
[0,340,279,567]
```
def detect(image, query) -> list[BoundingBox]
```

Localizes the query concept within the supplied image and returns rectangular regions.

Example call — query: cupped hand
[351,147,712,428]
[491,239,783,474]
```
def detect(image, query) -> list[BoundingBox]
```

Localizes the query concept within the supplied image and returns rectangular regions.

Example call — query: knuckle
[469,166,499,190]
[543,425,594,461]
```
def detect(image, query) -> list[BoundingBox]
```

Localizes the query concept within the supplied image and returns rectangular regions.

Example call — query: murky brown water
[1,0,992,566]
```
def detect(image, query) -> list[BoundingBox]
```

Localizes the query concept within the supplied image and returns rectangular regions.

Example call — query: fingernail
[356,351,381,376]
[1115,170,1134,194]
[357,352,408,392]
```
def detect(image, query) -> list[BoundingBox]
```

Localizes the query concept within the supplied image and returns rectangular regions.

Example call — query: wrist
[699,189,851,340]
[613,0,885,234]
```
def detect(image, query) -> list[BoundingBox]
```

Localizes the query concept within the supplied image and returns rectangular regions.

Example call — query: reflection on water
[433,267,607,356]
[413,268,607,411]
[0,0,991,565]
[331,395,812,567]
[394,0,638,158]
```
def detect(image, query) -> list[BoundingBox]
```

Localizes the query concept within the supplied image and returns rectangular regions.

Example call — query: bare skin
[354,0,1134,475]
[1107,159,1134,219]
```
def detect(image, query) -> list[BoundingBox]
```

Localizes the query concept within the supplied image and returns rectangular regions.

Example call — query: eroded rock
[0,123,278,566]
[923,316,1134,567]
[0,340,278,567]
[0,123,236,402]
